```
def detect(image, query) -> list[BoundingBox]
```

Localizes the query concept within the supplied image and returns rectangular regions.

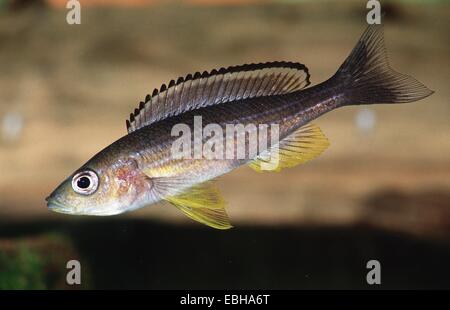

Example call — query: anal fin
[249,123,329,172]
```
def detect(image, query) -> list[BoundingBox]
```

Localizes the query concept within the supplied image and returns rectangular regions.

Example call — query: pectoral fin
[164,182,233,230]
[249,123,329,172]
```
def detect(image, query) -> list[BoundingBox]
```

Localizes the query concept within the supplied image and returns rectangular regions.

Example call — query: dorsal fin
[126,61,311,133]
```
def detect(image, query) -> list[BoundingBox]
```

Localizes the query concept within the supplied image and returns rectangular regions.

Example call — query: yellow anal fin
[249,123,329,173]
[164,183,233,230]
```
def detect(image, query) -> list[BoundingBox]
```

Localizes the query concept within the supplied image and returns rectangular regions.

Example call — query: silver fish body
[81,83,339,208]
[47,25,433,228]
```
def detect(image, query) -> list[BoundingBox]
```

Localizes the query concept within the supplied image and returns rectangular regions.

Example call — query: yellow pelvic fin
[164,183,233,230]
[249,123,329,173]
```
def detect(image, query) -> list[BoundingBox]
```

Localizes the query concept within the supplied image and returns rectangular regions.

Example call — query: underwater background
[0,0,449,289]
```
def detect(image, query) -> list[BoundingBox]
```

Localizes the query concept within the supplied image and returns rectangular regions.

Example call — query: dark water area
[0,220,449,289]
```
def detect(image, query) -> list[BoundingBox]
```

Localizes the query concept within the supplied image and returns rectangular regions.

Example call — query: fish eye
[72,170,98,195]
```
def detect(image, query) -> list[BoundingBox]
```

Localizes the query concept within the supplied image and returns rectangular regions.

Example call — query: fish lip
[47,199,123,216]
[47,199,74,215]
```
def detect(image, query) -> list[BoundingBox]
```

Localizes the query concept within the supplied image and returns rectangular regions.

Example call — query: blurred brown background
[0,0,449,289]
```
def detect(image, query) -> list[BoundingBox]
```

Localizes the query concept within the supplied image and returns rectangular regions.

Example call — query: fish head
[46,157,152,216]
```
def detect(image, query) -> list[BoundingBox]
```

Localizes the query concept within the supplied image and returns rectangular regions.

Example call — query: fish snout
[46,198,71,214]
[46,188,74,214]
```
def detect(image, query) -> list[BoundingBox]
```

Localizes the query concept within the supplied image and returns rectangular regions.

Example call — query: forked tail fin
[333,24,433,105]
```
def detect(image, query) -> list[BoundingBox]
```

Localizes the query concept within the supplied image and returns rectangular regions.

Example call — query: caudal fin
[333,24,433,105]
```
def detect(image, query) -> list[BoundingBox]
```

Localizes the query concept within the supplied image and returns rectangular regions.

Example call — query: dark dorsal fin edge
[126,61,311,133]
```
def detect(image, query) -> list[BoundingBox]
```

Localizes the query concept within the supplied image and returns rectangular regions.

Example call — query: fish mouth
[47,199,75,215]
[47,198,123,216]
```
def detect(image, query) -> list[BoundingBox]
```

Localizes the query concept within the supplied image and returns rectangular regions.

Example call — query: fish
[46,25,433,229]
